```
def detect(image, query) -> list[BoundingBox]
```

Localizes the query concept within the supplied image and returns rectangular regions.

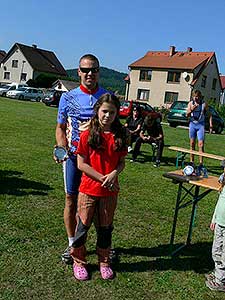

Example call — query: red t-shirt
[77,130,127,196]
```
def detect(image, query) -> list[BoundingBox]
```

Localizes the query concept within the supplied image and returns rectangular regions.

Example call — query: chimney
[187,47,192,53]
[32,44,37,49]
[169,45,175,56]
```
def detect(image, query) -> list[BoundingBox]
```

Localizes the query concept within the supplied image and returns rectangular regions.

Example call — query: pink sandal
[73,263,89,281]
[100,266,114,280]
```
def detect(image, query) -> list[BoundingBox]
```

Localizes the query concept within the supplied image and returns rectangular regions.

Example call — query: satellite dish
[182,72,188,79]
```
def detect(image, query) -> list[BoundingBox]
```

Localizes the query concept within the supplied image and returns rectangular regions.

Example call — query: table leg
[170,182,183,246]
[186,185,199,245]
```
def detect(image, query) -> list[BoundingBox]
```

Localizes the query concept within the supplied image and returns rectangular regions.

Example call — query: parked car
[42,90,64,107]
[0,83,28,97]
[167,100,224,134]
[6,87,30,99]
[119,100,162,121]
[6,87,44,102]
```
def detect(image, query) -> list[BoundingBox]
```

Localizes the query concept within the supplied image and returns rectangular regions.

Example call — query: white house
[0,43,67,85]
[125,46,222,107]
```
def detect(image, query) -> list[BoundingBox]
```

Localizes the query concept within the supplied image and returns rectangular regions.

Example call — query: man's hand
[191,102,199,112]
[53,145,68,164]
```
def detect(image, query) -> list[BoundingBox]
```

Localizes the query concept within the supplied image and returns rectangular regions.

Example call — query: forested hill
[66,67,128,95]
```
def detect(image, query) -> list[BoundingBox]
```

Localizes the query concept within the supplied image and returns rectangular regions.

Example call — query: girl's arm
[77,154,104,183]
[101,156,126,189]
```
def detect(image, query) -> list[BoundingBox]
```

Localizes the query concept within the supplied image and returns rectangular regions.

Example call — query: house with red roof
[125,46,222,107]
[0,43,67,85]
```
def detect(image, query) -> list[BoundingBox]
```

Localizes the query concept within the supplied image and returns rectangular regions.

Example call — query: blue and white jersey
[190,100,206,124]
[57,85,110,155]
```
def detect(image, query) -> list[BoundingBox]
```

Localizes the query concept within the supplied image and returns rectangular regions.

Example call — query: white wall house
[125,46,222,107]
[0,43,67,85]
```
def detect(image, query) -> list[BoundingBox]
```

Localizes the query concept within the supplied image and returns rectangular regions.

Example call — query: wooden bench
[169,146,225,168]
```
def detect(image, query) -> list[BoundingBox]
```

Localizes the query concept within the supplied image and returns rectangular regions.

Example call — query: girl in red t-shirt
[70,93,128,280]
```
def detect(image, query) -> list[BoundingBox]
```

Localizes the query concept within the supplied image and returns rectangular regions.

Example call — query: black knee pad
[72,217,90,248]
[97,225,113,249]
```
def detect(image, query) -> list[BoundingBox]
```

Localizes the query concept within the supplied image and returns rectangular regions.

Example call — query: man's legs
[153,139,164,167]
[189,138,196,163]
[132,137,144,160]
[197,124,205,165]
[64,194,77,242]
[62,156,81,264]
[189,122,197,163]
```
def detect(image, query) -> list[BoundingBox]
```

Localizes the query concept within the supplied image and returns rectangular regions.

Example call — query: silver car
[7,87,44,102]
[0,83,27,97]
[6,87,29,99]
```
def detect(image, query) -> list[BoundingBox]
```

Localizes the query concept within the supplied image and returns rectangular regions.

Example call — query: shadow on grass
[0,170,53,196]
[113,242,214,274]
[125,152,176,166]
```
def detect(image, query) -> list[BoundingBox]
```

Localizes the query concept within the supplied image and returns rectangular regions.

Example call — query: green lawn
[1,97,225,300]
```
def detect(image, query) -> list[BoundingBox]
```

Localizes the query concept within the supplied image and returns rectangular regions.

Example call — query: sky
[1,0,225,74]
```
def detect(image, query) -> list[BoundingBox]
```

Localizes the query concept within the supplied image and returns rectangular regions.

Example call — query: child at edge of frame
[70,93,128,281]
[205,167,225,292]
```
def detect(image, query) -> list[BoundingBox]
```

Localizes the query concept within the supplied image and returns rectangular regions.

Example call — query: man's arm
[205,103,213,132]
[55,123,67,148]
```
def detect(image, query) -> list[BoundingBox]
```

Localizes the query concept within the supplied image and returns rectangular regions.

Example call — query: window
[212,78,217,90]
[167,71,181,83]
[4,72,10,80]
[20,73,27,81]
[164,91,178,103]
[201,75,207,88]
[12,60,18,68]
[137,89,150,101]
[139,69,152,81]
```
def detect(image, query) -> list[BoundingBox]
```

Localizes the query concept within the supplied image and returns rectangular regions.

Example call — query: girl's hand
[108,182,119,192]
[210,223,216,231]
[101,171,117,189]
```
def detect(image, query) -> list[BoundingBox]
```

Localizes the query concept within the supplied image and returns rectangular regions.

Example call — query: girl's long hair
[88,93,128,151]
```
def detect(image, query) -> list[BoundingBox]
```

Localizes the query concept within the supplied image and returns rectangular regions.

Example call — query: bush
[208,99,225,121]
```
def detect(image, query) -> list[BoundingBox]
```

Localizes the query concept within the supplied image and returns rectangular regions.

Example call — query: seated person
[124,106,143,153]
[131,115,164,167]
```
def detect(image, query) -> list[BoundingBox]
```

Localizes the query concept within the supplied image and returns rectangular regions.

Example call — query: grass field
[1,97,225,300]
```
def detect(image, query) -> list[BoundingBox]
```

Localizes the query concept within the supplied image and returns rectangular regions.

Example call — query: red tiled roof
[220,75,225,89]
[129,50,214,70]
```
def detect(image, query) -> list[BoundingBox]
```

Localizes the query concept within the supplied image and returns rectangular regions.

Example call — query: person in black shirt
[131,114,164,167]
[124,106,143,153]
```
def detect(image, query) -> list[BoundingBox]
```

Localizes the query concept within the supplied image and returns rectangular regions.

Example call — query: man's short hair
[192,89,202,98]
[79,54,100,67]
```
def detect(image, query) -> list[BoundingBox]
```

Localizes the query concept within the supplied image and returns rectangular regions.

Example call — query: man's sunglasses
[79,67,100,74]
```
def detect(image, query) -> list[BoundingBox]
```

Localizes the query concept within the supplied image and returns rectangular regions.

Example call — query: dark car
[42,90,64,107]
[119,100,162,121]
[167,100,224,134]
